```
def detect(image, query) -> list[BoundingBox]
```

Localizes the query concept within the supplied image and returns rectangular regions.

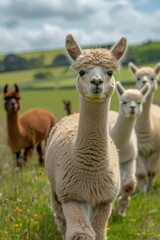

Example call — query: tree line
[0,53,70,72]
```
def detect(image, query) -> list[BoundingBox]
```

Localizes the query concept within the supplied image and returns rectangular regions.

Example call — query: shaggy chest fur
[56,156,120,206]
[109,111,138,163]
[8,135,27,152]
[137,126,159,157]
[118,141,138,163]
[136,104,160,157]
[46,114,120,207]
[138,137,158,157]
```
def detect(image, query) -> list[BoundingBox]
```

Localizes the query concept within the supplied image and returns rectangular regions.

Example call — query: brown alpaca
[63,100,72,115]
[4,84,56,167]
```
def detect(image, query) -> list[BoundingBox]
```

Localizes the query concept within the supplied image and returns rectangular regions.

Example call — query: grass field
[0,61,160,239]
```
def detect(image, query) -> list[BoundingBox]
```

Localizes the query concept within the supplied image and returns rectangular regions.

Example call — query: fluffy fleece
[129,62,160,191]
[109,82,150,215]
[45,34,127,240]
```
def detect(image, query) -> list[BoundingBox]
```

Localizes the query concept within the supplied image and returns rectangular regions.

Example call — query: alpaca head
[63,100,72,115]
[128,62,160,94]
[3,84,21,113]
[66,34,127,102]
[116,81,150,119]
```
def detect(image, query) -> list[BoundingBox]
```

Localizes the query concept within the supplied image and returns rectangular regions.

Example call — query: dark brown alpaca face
[4,84,21,113]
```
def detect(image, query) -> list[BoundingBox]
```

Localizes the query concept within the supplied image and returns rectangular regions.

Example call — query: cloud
[0,0,159,53]
[0,0,97,24]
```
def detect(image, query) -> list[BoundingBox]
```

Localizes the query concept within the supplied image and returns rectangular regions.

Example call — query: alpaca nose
[142,79,147,84]
[11,99,16,105]
[90,77,103,86]
[130,106,135,110]
[142,77,148,85]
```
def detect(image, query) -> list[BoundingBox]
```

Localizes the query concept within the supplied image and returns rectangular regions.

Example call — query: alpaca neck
[111,112,135,147]
[75,97,109,166]
[7,112,23,140]
[67,109,72,115]
[136,94,153,134]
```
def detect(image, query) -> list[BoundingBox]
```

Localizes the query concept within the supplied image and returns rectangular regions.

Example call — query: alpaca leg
[62,201,95,240]
[136,155,148,192]
[147,153,160,189]
[91,202,112,240]
[148,172,156,189]
[36,141,45,166]
[118,159,137,216]
[24,147,33,163]
[15,152,22,167]
[118,181,136,216]
[51,189,66,239]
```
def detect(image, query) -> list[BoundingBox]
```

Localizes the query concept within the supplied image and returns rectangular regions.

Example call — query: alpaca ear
[4,84,8,94]
[14,84,19,93]
[110,37,127,61]
[141,83,150,101]
[116,81,125,98]
[66,34,82,61]
[128,62,138,75]
[154,63,160,76]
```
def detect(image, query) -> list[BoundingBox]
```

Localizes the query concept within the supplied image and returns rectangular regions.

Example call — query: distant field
[0,89,79,120]
[0,62,159,91]
[0,66,75,89]
[1,82,160,120]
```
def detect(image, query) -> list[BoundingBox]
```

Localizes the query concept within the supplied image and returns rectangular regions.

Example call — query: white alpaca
[129,62,160,191]
[109,82,150,216]
[45,34,127,240]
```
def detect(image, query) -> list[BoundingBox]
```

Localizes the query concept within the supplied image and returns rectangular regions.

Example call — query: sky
[0,0,159,54]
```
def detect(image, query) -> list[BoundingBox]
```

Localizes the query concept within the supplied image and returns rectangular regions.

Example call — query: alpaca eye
[79,70,86,76]
[137,77,141,81]
[123,101,127,105]
[137,102,141,105]
[150,77,154,81]
[107,71,113,77]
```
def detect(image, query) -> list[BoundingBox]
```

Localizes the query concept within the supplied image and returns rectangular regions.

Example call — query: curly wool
[136,67,155,77]
[72,48,120,71]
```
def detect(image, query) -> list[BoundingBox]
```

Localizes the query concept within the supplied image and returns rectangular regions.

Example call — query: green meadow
[0,55,160,239]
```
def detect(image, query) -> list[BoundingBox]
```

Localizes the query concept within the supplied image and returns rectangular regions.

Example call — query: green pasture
[1,81,160,120]
[0,62,158,91]
[0,66,75,89]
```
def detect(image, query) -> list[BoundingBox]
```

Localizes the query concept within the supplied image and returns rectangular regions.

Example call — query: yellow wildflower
[33,221,39,225]
[13,223,19,228]
[135,232,141,236]
[106,224,110,231]
[18,208,22,213]
[33,213,39,218]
